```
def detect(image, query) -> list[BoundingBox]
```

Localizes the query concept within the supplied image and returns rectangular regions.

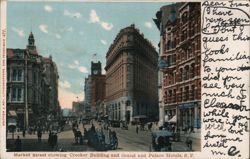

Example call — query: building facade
[72,101,84,117]
[105,24,158,122]
[154,3,201,131]
[7,32,60,130]
[42,56,60,120]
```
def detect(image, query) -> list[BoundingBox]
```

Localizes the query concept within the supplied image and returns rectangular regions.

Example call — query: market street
[7,121,200,152]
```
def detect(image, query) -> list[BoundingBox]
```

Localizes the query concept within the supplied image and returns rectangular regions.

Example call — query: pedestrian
[48,131,52,147]
[14,136,22,151]
[136,125,139,134]
[37,129,42,142]
[51,133,56,149]
[54,133,58,148]
[79,134,84,145]
[22,129,25,138]
[172,124,175,133]
[186,136,192,151]
[91,124,95,132]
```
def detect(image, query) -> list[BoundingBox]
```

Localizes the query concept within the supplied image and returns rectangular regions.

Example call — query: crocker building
[105,24,158,123]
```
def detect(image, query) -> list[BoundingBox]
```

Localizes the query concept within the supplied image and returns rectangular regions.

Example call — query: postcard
[0,0,249,159]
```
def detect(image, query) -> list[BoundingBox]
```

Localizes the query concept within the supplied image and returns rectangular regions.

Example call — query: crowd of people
[11,118,194,152]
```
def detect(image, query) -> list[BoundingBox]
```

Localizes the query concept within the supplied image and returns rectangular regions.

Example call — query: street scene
[7,119,200,152]
[6,2,201,152]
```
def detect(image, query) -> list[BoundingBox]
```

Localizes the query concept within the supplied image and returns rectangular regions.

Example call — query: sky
[7,1,169,108]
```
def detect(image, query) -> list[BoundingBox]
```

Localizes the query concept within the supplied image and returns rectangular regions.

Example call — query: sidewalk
[179,130,201,151]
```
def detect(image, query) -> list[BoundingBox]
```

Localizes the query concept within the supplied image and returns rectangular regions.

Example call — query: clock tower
[27,32,36,51]
[91,61,102,75]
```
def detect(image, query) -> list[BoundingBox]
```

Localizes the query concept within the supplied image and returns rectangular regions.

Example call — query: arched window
[181,12,188,23]
[184,86,189,101]
[184,65,189,80]
[191,63,195,78]
[179,68,183,81]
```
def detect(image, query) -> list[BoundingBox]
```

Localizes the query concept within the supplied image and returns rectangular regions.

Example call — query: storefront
[178,101,201,131]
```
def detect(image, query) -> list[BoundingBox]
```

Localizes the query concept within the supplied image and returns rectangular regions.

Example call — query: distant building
[62,108,72,117]
[105,24,158,122]
[154,2,201,131]
[72,101,84,117]
[84,75,92,114]
[7,32,60,129]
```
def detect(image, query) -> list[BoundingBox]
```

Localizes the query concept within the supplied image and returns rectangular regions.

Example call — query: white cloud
[39,24,48,33]
[79,31,84,36]
[11,27,25,37]
[55,33,61,39]
[64,9,81,19]
[59,80,71,89]
[145,21,153,28]
[89,9,100,23]
[67,27,74,32]
[78,66,88,73]
[100,39,107,45]
[101,22,113,30]
[89,9,113,31]
[74,60,79,65]
[68,61,88,74]
[44,5,53,13]
[68,64,76,69]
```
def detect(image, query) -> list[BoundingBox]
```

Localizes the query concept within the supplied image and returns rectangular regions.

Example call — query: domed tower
[27,32,37,52]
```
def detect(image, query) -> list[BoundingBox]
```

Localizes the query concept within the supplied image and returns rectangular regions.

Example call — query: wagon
[149,130,173,152]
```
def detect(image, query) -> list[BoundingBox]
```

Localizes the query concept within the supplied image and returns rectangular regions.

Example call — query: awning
[179,102,195,109]
[8,118,17,126]
[168,115,177,123]
[133,115,147,119]
[9,111,17,117]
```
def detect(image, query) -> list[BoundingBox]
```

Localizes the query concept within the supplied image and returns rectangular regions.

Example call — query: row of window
[164,85,196,104]
[165,23,200,51]
[7,87,24,102]
[7,69,23,82]
[164,63,196,86]
[7,68,39,84]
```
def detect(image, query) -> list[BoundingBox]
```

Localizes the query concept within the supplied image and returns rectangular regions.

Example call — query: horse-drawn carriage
[120,121,128,130]
[84,129,118,151]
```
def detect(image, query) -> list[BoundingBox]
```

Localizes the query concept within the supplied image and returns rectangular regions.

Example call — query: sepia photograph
[5,1,201,152]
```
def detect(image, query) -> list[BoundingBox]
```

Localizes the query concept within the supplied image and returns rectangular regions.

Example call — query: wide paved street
[7,121,200,152]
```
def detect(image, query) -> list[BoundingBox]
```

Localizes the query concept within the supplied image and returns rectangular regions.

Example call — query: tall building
[154,2,201,131]
[90,61,106,117]
[105,24,158,122]
[7,32,60,130]
[84,75,92,114]
[42,56,60,119]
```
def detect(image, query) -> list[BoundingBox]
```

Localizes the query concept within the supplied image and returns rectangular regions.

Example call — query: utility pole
[25,51,29,131]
